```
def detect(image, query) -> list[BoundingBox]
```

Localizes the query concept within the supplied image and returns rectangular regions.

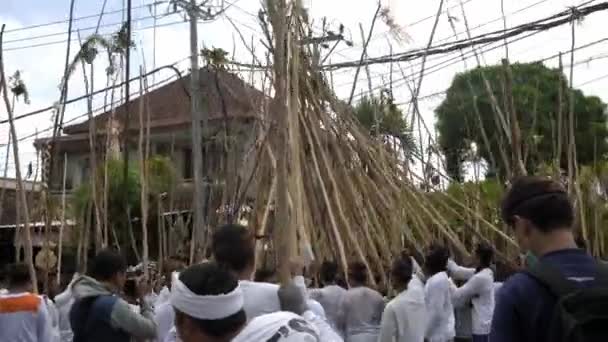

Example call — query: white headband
[170,277,244,320]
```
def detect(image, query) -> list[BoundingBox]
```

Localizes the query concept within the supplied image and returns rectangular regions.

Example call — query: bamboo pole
[502,59,527,177]
[0,133,11,224]
[56,153,68,286]
[138,68,150,279]
[347,3,381,105]
[77,32,103,251]
[0,25,38,292]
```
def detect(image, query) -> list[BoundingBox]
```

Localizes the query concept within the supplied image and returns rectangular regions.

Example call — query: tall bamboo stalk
[77,33,103,251]
[138,69,150,279]
[0,25,38,292]
[0,133,11,224]
[267,0,293,284]
[502,59,526,177]
[56,153,68,286]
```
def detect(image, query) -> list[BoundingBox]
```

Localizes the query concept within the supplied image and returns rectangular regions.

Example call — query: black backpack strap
[524,260,578,298]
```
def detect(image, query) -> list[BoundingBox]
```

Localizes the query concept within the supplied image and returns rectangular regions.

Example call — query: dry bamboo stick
[0,25,38,292]
[0,133,11,224]
[138,68,150,280]
[77,32,103,251]
[56,153,68,286]
[502,59,527,177]
[347,3,381,105]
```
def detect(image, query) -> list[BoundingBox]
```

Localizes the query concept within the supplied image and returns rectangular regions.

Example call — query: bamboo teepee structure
[251,0,518,283]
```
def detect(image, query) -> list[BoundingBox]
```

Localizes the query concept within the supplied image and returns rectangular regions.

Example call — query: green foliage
[9,71,30,104]
[71,159,141,244]
[146,155,177,196]
[201,48,229,69]
[354,93,416,155]
[435,62,608,181]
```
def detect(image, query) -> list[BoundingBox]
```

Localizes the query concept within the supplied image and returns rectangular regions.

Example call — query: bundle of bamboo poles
[251,0,518,284]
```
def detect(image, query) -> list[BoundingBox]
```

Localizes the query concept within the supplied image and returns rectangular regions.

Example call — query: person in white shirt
[450,244,496,342]
[171,261,323,342]
[424,246,455,342]
[212,224,281,320]
[308,261,347,334]
[54,273,79,342]
[0,263,53,342]
[337,261,384,342]
[378,252,428,342]
[211,223,342,341]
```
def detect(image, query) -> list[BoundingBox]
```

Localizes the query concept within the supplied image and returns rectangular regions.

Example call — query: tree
[72,159,140,254]
[435,62,608,181]
[354,92,416,158]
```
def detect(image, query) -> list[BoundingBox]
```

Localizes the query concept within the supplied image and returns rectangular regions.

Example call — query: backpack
[525,260,608,342]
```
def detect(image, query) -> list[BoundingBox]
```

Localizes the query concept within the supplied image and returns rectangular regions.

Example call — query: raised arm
[447,259,476,281]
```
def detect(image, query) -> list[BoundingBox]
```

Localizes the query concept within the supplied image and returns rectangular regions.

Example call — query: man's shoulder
[0,292,42,314]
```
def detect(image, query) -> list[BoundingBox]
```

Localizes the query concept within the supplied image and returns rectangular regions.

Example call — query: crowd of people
[1,175,608,341]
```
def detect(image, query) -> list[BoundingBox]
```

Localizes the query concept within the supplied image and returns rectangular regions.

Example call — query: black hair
[348,261,368,285]
[475,243,494,273]
[177,262,246,338]
[391,252,413,288]
[424,246,449,276]
[320,261,338,284]
[494,261,516,282]
[7,263,31,288]
[212,224,255,272]
[501,176,573,232]
[254,268,276,283]
[90,249,127,281]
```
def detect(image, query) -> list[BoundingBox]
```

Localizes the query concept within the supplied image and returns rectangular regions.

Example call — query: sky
[1,0,607,180]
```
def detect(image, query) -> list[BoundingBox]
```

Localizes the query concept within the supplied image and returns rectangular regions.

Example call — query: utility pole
[171,0,225,263]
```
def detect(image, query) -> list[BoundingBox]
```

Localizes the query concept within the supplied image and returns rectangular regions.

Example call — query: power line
[2,12,175,45]
[0,62,188,125]
[324,2,608,70]
[333,0,549,57]
[2,67,188,149]
[3,1,168,34]
[351,33,608,104]
[3,16,190,52]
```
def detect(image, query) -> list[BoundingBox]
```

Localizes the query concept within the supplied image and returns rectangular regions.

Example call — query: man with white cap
[171,261,321,342]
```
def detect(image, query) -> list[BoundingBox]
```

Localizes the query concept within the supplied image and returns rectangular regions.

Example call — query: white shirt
[155,286,171,308]
[424,272,455,342]
[378,275,428,342]
[309,285,347,332]
[0,292,53,342]
[338,286,384,342]
[54,287,75,342]
[447,259,476,281]
[239,280,281,320]
[41,296,60,342]
[233,311,320,342]
[451,268,495,335]
[154,301,175,342]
